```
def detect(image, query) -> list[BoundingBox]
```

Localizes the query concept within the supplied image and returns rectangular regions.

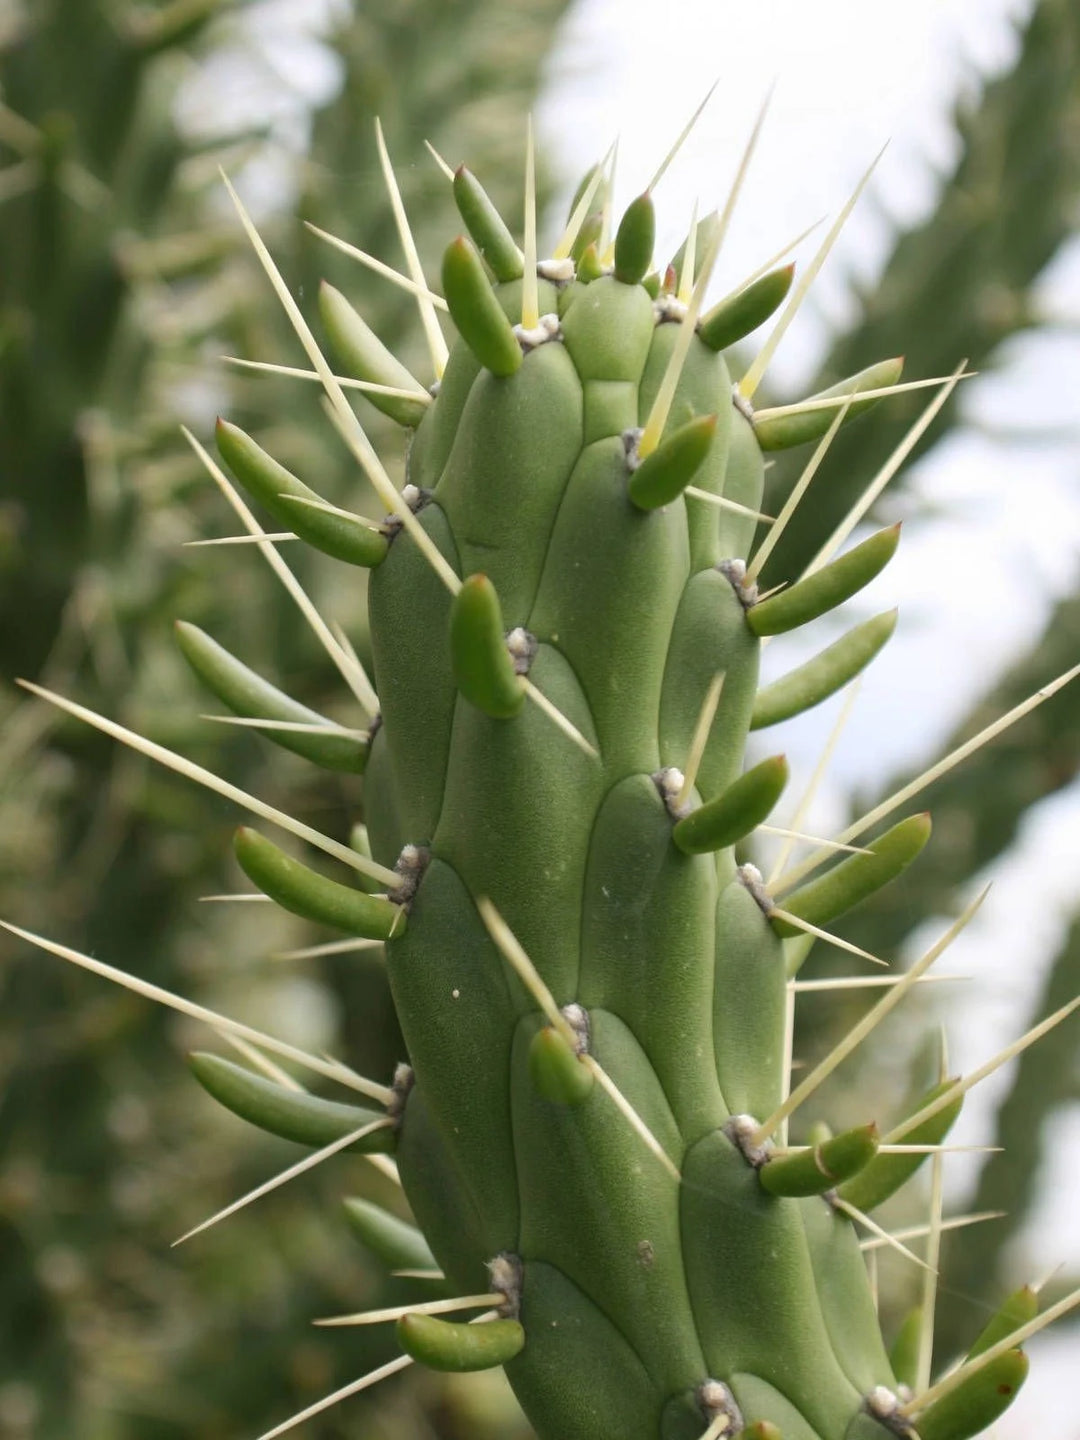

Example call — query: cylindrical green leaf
[576,241,604,283]
[741,1424,782,1440]
[216,418,388,567]
[759,1124,879,1198]
[442,237,523,377]
[614,193,655,285]
[966,1285,1038,1360]
[188,1052,392,1151]
[628,414,718,511]
[570,211,603,265]
[452,166,524,281]
[754,358,904,451]
[175,621,368,774]
[747,526,901,637]
[397,1313,525,1372]
[750,610,898,730]
[528,1026,594,1106]
[319,282,430,426]
[839,1078,963,1212]
[698,265,795,353]
[449,574,525,718]
[673,754,789,855]
[914,1349,1028,1440]
[772,814,931,937]
[889,1309,922,1391]
[234,827,404,939]
[342,1197,438,1272]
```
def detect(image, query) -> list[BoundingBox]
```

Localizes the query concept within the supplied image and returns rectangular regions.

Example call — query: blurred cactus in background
[0,1,568,1435]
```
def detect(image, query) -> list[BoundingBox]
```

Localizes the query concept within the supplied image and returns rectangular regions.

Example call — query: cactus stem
[185,532,298,547]
[315,1292,506,1328]
[739,144,887,401]
[373,119,449,377]
[520,678,599,758]
[521,115,540,329]
[0,920,392,1102]
[304,221,451,310]
[221,176,455,594]
[859,1211,1006,1254]
[767,908,887,968]
[767,680,862,885]
[755,892,986,1145]
[16,679,400,887]
[780,661,1080,893]
[271,937,384,962]
[677,198,699,304]
[201,715,371,741]
[647,80,719,192]
[226,355,432,402]
[183,426,380,710]
[898,1282,1080,1421]
[674,671,725,808]
[639,92,770,458]
[552,140,613,261]
[423,139,455,179]
[745,392,855,583]
[218,1032,304,1091]
[885,994,1080,1145]
[477,898,680,1180]
[757,825,870,855]
[255,1354,414,1440]
[802,360,967,579]
[173,1116,393,1247]
[684,486,775,522]
[830,1199,932,1271]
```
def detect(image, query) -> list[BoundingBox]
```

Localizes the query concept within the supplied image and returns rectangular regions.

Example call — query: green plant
[6,101,1079,1440]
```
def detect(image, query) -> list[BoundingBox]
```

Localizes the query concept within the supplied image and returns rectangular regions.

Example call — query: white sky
[187,2,1080,1432]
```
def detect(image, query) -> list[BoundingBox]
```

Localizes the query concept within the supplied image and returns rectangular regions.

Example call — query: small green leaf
[397,1313,525,1372]
[889,1309,922,1390]
[452,166,524,281]
[628,414,718,511]
[747,526,901,637]
[966,1285,1038,1360]
[319,282,429,426]
[449,574,525,718]
[839,1078,963,1212]
[759,1124,879,1198]
[342,1198,438,1272]
[234,827,404,939]
[698,265,795,353]
[442,237,523,377]
[528,1027,594,1106]
[613,193,655,285]
[175,621,368,774]
[750,610,897,729]
[188,1052,392,1151]
[673,755,789,855]
[772,814,931,937]
[754,358,904,451]
[914,1349,1028,1440]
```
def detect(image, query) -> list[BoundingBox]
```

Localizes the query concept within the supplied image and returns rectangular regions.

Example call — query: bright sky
[188,2,1080,1431]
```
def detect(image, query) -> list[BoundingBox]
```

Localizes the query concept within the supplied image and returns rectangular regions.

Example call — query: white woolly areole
[732,382,755,422]
[514,312,562,350]
[653,766,691,819]
[654,294,689,325]
[697,1379,743,1432]
[486,1253,523,1317]
[537,257,575,282]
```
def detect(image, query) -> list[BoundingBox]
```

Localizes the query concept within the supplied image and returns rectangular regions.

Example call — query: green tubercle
[452,166,525,282]
[397,1313,526,1372]
[442,237,523,377]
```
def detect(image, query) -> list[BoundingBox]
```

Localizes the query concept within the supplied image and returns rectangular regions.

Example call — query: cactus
[6,98,1080,1440]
